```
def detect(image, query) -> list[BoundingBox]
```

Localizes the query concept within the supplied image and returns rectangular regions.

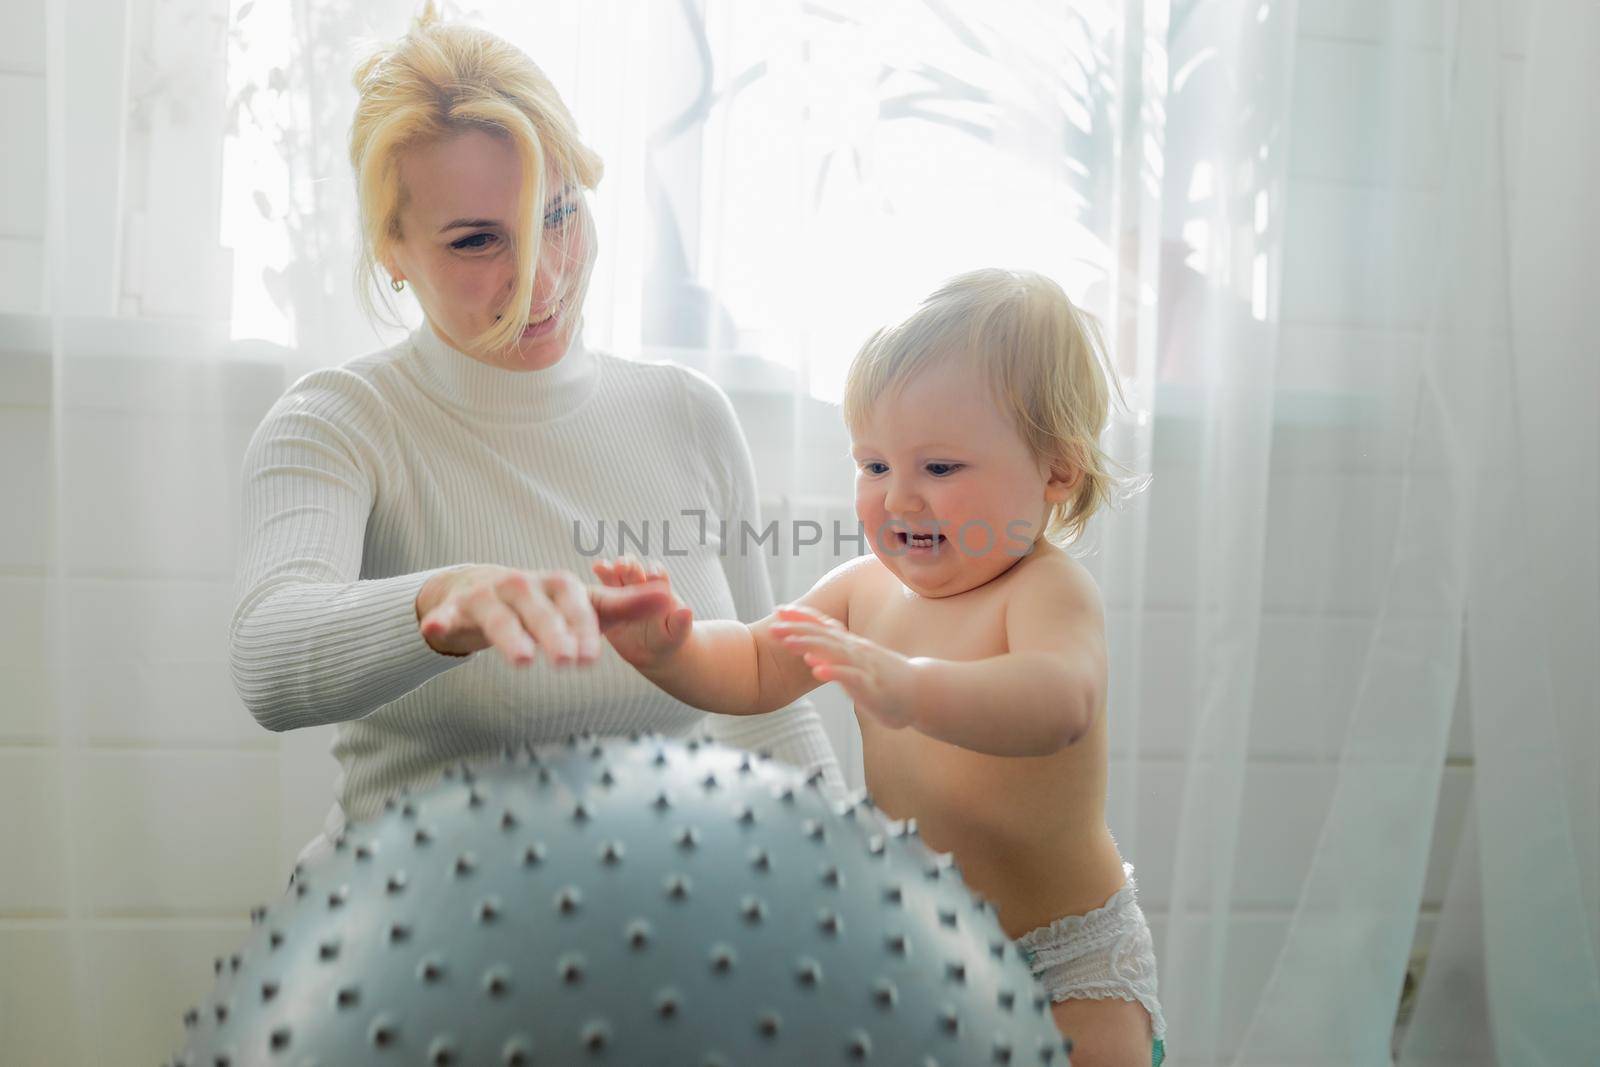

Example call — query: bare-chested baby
[597,269,1166,1067]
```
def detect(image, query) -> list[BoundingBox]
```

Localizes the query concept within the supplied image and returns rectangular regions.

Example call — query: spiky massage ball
[172,734,1071,1066]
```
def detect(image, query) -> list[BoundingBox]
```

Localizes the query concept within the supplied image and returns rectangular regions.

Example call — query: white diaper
[1015,862,1167,1040]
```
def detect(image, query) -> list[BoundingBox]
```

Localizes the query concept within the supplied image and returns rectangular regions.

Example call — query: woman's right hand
[591,556,695,669]
[415,564,673,668]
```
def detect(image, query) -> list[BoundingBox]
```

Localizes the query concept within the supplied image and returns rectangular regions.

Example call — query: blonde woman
[228,5,843,866]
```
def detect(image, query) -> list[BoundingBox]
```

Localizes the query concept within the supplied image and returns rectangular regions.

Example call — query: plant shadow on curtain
[20,0,1595,1063]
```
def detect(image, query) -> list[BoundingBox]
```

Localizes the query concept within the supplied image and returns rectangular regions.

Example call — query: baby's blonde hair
[844,269,1129,546]
[349,2,603,354]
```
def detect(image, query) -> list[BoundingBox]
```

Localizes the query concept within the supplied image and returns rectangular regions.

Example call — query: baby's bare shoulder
[813,553,888,601]
[792,553,886,627]
[999,546,1107,659]
[1004,543,1102,609]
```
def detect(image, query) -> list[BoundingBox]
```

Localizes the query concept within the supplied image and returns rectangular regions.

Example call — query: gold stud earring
[391,277,406,292]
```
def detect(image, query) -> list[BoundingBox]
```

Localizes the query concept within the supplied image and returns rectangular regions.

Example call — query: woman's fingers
[421,565,685,667]
[419,600,458,639]
[468,592,540,666]
[483,573,576,665]
[421,566,637,666]
[543,571,601,663]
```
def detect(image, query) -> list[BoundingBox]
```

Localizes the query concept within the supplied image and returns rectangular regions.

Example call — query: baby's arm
[915,555,1105,753]
[595,555,861,717]
[775,555,1105,756]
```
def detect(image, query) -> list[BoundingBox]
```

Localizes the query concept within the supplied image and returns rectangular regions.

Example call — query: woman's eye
[926,463,962,477]
[545,202,578,229]
[452,233,497,251]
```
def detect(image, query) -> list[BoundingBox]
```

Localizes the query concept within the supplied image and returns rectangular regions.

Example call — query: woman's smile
[521,300,563,339]
[495,299,566,341]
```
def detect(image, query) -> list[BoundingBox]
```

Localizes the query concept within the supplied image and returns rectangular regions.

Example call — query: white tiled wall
[0,4,1500,1064]
[0,326,295,1065]
[0,0,46,316]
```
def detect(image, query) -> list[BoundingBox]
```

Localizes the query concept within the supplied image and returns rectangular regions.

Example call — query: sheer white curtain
[12,0,1596,1063]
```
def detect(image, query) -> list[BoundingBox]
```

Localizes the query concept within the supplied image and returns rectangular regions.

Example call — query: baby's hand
[771,605,916,730]
[591,556,694,668]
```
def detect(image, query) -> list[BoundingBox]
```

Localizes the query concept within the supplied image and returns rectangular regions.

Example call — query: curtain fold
[1234,1,1495,1057]
[1407,2,1600,1062]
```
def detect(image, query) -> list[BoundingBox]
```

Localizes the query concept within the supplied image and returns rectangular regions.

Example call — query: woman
[228,7,843,865]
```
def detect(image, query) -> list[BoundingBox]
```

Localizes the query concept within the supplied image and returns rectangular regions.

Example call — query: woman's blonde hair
[349,2,603,354]
[843,268,1138,546]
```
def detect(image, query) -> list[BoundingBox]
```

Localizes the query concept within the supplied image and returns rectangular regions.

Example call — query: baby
[596,269,1165,1066]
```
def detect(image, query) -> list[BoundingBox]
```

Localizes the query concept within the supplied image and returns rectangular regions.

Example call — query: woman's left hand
[771,605,918,730]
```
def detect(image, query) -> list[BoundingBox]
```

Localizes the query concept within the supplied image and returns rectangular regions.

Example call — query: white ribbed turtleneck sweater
[229,322,843,843]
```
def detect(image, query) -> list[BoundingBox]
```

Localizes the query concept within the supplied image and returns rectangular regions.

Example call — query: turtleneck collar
[403,319,599,423]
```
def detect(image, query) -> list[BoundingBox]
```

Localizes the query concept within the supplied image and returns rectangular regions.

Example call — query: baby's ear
[1043,443,1085,504]
[1044,466,1079,504]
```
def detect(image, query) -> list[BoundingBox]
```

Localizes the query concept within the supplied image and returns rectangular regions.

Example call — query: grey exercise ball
[172,734,1071,1066]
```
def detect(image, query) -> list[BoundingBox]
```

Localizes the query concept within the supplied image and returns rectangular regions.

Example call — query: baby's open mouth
[897,531,945,547]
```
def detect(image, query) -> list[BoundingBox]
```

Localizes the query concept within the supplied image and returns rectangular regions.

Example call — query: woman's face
[385,127,592,370]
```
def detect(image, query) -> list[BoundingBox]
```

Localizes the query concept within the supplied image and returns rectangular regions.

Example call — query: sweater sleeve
[228,369,471,732]
[676,370,847,800]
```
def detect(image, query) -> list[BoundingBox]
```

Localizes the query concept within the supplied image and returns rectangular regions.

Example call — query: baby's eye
[544,202,578,229]
[860,462,889,476]
[451,232,498,252]
[925,462,963,477]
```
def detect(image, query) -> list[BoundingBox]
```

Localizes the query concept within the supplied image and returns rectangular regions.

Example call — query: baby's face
[850,358,1062,598]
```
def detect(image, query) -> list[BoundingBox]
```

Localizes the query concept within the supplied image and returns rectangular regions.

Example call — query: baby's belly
[861,727,1126,937]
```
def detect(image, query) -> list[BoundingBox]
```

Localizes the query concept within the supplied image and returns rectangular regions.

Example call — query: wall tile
[1262,471,1399,614]
[0,0,45,74]
[1281,181,1438,329]
[0,751,68,912]
[1109,608,1398,763]
[0,239,46,316]
[0,927,79,1065]
[1144,910,1296,1060]
[58,409,239,577]
[0,576,54,740]
[86,921,251,1066]
[1112,758,1470,915]
[0,74,46,236]
[275,724,342,876]
[1297,0,1452,48]
[1290,38,1444,188]
[59,577,262,746]
[0,408,50,569]
[75,750,281,914]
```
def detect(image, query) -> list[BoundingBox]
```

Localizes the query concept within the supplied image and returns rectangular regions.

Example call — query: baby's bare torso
[846,551,1127,937]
